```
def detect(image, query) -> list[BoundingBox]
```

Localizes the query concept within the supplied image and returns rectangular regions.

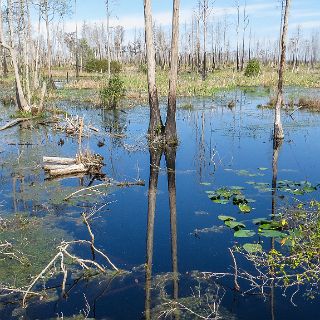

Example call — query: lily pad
[239,203,251,213]
[259,230,286,238]
[218,215,236,222]
[252,218,269,225]
[211,198,229,204]
[243,243,262,253]
[225,221,246,230]
[234,229,255,238]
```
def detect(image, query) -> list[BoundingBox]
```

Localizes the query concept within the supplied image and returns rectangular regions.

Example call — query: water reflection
[145,145,179,319]
[270,139,282,320]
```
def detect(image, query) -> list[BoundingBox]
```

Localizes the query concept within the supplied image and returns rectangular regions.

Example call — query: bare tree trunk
[164,0,180,145]
[2,48,8,77]
[0,0,30,112]
[274,0,291,141]
[75,0,79,78]
[20,0,31,105]
[144,0,163,139]
[235,0,240,71]
[44,0,52,78]
[34,5,41,89]
[106,0,111,79]
[241,2,249,71]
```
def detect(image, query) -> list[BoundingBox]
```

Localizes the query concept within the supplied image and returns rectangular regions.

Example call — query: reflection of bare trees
[145,146,162,320]
[271,139,282,320]
[145,145,179,319]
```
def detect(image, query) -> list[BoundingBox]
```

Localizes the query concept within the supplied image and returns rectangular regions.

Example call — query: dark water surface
[0,88,320,319]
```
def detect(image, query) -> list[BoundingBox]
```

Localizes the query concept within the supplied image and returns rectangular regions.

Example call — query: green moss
[0,215,70,288]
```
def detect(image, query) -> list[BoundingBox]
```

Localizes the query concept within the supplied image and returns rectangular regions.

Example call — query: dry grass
[298,97,320,110]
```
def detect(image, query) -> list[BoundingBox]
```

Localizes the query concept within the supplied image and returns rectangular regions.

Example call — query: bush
[100,75,126,108]
[244,59,261,77]
[138,63,148,74]
[85,59,122,74]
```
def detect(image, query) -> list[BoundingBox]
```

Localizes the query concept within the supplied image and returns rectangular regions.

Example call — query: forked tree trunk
[274,0,291,141]
[144,0,163,139]
[0,0,30,112]
[165,0,180,145]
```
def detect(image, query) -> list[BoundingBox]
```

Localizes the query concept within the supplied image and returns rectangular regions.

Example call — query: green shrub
[100,75,126,108]
[244,59,261,77]
[85,59,122,74]
[138,63,148,74]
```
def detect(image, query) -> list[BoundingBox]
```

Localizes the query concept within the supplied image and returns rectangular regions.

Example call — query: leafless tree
[165,0,180,144]
[143,0,163,140]
[274,0,291,141]
[0,0,30,111]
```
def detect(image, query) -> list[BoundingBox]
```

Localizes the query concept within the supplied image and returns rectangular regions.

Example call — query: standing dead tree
[240,1,249,71]
[144,0,163,140]
[0,0,30,112]
[164,0,180,144]
[198,0,212,80]
[274,0,291,141]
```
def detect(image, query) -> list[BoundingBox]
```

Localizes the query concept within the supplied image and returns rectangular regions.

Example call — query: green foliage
[85,59,122,74]
[138,63,148,74]
[100,75,126,108]
[79,39,95,64]
[207,186,252,213]
[244,59,261,77]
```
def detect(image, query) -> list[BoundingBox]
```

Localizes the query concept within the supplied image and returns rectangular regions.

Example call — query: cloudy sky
[67,0,320,41]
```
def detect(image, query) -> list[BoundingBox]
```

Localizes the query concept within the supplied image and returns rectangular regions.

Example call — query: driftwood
[49,164,87,177]
[43,156,77,165]
[0,117,33,131]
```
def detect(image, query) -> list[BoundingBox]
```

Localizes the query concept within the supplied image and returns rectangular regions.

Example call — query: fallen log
[45,172,86,182]
[49,164,87,177]
[43,156,77,165]
[0,118,32,131]
[43,164,70,171]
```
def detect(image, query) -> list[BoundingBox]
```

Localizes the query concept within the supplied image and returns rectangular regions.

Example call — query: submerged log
[49,164,87,177]
[43,164,69,171]
[43,157,77,165]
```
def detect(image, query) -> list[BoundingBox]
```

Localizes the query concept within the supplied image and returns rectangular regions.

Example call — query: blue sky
[69,0,320,41]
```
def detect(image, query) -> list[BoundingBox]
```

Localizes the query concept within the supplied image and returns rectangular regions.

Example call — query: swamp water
[0,87,319,319]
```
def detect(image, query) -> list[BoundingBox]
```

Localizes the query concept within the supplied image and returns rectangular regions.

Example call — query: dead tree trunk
[144,0,163,140]
[235,0,240,71]
[0,0,30,112]
[164,0,180,145]
[2,48,8,77]
[274,0,291,141]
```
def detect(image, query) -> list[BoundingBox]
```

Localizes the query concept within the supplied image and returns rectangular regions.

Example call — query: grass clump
[100,75,126,108]
[298,97,320,110]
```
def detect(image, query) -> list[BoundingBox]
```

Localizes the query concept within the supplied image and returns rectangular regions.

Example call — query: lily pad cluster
[246,180,319,195]
[218,214,289,252]
[206,187,253,213]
